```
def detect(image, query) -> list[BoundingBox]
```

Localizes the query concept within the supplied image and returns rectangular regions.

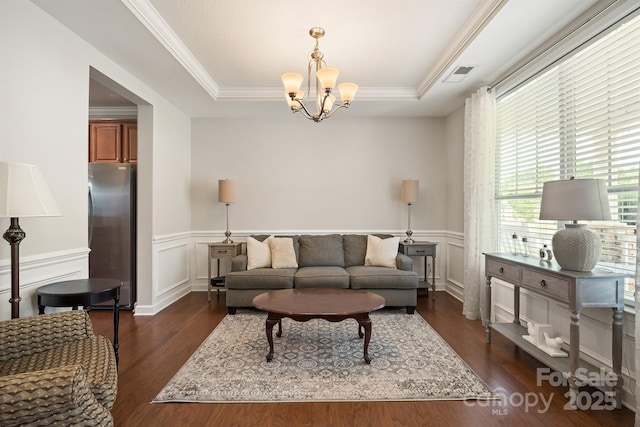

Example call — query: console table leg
[485,276,492,344]
[612,308,623,409]
[568,310,581,409]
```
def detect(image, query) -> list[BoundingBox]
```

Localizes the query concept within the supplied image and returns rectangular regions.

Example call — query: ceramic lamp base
[552,223,601,271]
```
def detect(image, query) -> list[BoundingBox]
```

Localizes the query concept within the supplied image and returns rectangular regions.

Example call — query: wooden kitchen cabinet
[89,120,137,163]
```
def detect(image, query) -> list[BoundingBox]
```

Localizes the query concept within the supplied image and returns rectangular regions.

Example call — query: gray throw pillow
[298,234,345,267]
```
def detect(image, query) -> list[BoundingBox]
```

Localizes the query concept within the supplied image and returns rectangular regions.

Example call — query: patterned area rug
[152,309,494,403]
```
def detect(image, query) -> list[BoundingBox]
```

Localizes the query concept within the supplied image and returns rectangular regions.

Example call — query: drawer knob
[540,280,547,287]
[499,267,504,273]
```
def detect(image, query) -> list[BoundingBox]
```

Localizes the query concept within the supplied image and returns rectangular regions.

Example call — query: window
[495,12,640,303]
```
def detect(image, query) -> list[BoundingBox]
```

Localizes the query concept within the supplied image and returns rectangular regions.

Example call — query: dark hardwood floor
[89,291,634,426]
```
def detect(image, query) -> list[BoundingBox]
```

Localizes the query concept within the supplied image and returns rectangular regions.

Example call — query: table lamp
[401,180,419,243]
[0,162,61,318]
[539,177,610,271]
[218,179,236,244]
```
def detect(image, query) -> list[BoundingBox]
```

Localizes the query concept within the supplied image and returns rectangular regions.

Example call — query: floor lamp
[218,179,236,244]
[0,162,61,318]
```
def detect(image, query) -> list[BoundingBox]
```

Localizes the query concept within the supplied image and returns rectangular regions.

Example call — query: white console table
[484,253,626,409]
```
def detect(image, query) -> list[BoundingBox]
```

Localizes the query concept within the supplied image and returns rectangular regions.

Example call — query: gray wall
[191,116,448,234]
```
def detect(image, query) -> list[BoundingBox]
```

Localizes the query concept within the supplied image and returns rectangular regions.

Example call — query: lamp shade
[539,178,610,271]
[316,67,339,90]
[218,179,236,204]
[281,73,304,94]
[0,162,61,218]
[539,178,610,221]
[401,180,419,203]
[338,82,358,103]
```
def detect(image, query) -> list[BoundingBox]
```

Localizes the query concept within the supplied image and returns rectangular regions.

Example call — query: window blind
[495,12,640,301]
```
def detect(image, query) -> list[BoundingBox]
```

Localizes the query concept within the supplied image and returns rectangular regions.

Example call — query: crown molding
[121,0,220,100]
[121,0,503,104]
[416,0,508,98]
[217,87,418,101]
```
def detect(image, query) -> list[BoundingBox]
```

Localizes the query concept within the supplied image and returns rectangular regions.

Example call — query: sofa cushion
[225,268,295,290]
[365,235,400,268]
[269,237,298,269]
[298,234,345,267]
[347,266,419,290]
[247,235,274,270]
[343,234,393,267]
[294,266,350,288]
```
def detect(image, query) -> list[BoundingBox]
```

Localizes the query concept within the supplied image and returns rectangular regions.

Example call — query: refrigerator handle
[88,183,94,247]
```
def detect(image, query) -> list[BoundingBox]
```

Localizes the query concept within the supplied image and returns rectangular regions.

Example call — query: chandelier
[281,27,358,123]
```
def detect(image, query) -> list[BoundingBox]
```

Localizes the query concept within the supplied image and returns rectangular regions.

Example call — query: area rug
[152,309,494,403]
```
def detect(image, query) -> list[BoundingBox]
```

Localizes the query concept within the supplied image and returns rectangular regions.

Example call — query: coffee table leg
[265,314,280,362]
[358,314,373,364]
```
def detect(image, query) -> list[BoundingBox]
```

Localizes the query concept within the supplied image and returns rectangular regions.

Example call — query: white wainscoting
[136,232,191,316]
[444,231,465,301]
[0,248,89,320]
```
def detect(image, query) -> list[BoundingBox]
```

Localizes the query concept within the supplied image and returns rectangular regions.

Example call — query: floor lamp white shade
[401,180,419,243]
[0,162,61,318]
[218,179,235,243]
[539,178,610,271]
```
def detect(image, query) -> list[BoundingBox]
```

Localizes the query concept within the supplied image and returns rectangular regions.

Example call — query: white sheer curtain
[462,87,496,322]
[635,168,640,426]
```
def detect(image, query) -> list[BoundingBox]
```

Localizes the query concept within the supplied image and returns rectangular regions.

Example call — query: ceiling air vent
[443,66,475,83]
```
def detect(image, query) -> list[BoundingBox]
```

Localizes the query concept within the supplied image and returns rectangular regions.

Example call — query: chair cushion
[294,267,350,288]
[347,266,419,290]
[225,268,296,290]
[0,335,118,410]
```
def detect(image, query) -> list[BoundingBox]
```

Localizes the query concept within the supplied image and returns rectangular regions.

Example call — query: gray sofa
[225,234,419,314]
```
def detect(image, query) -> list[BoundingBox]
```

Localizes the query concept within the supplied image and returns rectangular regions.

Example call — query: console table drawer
[521,269,568,302]
[486,260,520,283]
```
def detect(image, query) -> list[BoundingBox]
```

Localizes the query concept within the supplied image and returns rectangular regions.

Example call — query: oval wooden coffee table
[252,288,385,364]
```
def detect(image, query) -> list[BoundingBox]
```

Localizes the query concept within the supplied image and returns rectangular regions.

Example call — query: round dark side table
[37,278,121,363]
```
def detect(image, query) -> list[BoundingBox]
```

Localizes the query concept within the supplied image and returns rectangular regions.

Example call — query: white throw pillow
[247,236,274,270]
[269,237,298,269]
[364,235,399,268]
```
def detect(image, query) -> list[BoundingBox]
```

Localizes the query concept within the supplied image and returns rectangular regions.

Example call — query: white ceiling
[34,0,601,118]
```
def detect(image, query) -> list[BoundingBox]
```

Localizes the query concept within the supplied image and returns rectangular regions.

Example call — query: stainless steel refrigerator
[88,163,136,309]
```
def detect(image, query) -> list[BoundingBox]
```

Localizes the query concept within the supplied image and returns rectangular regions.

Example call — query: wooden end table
[36,278,121,363]
[399,241,438,300]
[207,242,244,301]
[252,288,385,364]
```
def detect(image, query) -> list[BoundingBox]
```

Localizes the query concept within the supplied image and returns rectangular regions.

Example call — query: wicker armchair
[0,310,118,426]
